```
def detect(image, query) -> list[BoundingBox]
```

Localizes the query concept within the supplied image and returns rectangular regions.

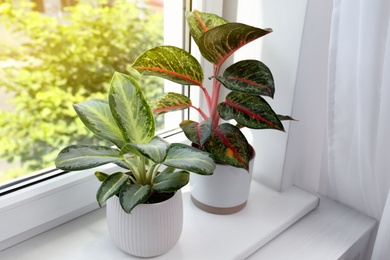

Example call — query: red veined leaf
[197,23,272,67]
[150,92,192,116]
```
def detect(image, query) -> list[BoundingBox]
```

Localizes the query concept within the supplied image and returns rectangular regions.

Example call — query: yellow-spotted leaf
[151,92,192,116]
[204,123,250,170]
[186,10,228,44]
[132,46,204,86]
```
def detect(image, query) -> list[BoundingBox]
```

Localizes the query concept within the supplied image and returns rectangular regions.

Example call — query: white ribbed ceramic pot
[190,151,255,215]
[106,190,183,257]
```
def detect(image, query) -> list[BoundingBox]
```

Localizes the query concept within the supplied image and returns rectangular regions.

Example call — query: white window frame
[0,0,210,251]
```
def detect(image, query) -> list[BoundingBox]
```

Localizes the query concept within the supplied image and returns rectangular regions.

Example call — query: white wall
[282,0,333,192]
[222,0,308,191]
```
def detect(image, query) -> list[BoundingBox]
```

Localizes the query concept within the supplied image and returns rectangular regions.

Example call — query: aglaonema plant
[55,72,215,213]
[131,10,293,171]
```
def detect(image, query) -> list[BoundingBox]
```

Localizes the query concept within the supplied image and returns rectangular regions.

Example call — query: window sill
[0,180,323,259]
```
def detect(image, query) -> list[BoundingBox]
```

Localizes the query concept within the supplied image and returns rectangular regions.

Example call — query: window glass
[0,0,170,185]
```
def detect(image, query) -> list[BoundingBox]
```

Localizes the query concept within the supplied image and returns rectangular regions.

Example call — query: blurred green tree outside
[0,0,164,182]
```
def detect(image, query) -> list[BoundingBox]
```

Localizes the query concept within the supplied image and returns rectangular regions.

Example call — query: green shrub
[0,0,164,181]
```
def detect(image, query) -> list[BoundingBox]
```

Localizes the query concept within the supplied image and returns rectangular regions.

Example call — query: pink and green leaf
[132,45,204,86]
[204,123,250,170]
[186,10,228,44]
[218,92,284,131]
[216,60,275,98]
[197,23,272,66]
[179,118,212,146]
[150,92,192,116]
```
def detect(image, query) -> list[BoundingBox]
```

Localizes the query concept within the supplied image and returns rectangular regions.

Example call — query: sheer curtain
[288,0,390,258]
[325,0,390,258]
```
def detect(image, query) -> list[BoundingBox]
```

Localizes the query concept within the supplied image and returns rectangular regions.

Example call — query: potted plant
[131,10,293,214]
[55,72,215,257]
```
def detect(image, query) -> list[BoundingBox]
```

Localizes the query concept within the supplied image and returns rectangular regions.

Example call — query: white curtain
[289,0,390,258]
[323,0,390,258]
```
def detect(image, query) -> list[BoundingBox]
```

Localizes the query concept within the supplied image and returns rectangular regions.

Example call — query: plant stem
[210,65,221,129]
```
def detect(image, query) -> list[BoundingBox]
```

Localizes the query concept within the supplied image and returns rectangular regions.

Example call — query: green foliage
[0,0,164,180]
[55,73,215,213]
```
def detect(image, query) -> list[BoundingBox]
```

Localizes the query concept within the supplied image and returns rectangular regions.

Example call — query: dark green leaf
[218,92,284,131]
[204,123,250,170]
[198,23,272,66]
[185,10,228,44]
[96,172,128,207]
[109,72,155,144]
[179,118,212,145]
[163,143,215,175]
[151,92,192,116]
[132,46,204,86]
[131,136,169,163]
[55,145,122,171]
[153,170,189,192]
[119,184,151,213]
[216,60,275,98]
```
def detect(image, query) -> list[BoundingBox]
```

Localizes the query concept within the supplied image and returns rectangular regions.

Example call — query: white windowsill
[0,180,321,260]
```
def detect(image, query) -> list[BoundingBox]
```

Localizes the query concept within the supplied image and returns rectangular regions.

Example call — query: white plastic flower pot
[190,151,255,215]
[106,190,183,257]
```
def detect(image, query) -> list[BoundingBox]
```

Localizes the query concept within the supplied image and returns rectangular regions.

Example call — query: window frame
[0,0,205,251]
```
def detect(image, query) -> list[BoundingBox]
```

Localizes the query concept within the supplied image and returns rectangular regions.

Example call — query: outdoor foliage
[0,0,164,181]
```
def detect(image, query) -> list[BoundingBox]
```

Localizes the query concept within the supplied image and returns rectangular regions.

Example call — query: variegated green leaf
[163,143,215,175]
[94,171,109,182]
[132,46,204,86]
[151,92,192,116]
[55,145,122,171]
[218,92,284,131]
[73,99,126,148]
[204,123,250,170]
[153,171,189,192]
[198,23,272,66]
[131,136,170,164]
[109,72,155,144]
[119,183,151,213]
[120,143,142,157]
[96,172,128,207]
[179,118,212,146]
[216,60,275,98]
[186,10,228,44]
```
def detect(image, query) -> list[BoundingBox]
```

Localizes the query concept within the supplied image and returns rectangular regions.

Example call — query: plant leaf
[131,136,170,164]
[96,172,128,207]
[151,92,192,116]
[216,60,275,98]
[109,72,155,144]
[55,145,122,171]
[204,123,250,170]
[218,92,284,131]
[163,143,215,175]
[119,183,151,213]
[94,171,109,182]
[179,118,212,146]
[198,23,272,66]
[153,170,189,193]
[73,99,126,148]
[132,45,204,86]
[185,10,228,44]
[278,115,296,121]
